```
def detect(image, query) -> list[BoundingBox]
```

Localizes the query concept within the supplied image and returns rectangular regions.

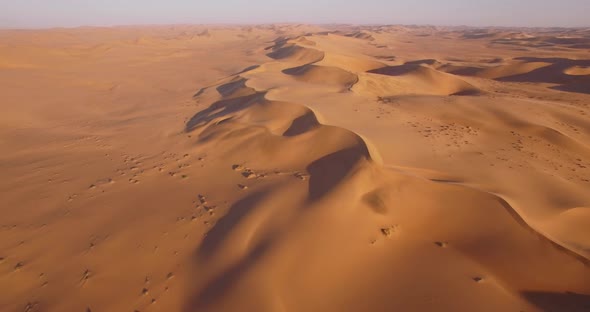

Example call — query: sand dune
[317,52,385,72]
[181,37,590,311]
[292,36,317,46]
[565,65,590,76]
[282,64,358,89]
[438,60,552,79]
[266,43,324,65]
[356,63,480,96]
[436,56,590,95]
[1,25,590,312]
[490,32,590,50]
[344,31,375,41]
[495,58,590,83]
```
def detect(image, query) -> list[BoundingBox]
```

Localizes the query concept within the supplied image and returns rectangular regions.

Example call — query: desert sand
[0,24,589,311]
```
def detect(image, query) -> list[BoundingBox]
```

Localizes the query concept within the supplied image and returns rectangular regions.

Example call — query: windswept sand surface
[1,25,590,311]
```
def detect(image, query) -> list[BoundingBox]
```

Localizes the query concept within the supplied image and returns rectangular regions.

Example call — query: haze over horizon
[1,0,589,29]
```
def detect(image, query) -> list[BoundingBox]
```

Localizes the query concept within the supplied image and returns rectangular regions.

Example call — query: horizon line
[1,22,589,31]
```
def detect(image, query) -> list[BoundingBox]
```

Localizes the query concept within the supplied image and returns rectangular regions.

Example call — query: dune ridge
[180,35,590,311]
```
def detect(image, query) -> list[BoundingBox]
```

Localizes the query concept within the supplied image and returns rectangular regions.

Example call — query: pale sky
[0,0,588,28]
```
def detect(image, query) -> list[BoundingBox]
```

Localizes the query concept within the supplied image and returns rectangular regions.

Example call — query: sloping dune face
[437,57,590,94]
[1,25,590,312]
[282,64,358,89]
[565,66,590,76]
[266,43,325,65]
[357,63,481,96]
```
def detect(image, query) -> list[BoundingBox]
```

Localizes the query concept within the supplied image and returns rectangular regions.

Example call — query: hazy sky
[1,0,588,28]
